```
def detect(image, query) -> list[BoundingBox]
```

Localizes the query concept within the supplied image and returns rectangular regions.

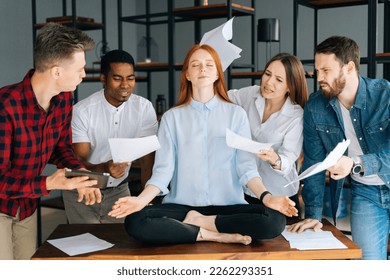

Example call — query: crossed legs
[124,203,285,245]
[183,210,252,245]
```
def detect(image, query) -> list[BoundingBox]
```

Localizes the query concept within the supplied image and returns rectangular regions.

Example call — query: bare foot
[197,228,252,245]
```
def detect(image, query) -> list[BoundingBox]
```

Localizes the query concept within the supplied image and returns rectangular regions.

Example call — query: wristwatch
[270,156,281,169]
[351,156,364,175]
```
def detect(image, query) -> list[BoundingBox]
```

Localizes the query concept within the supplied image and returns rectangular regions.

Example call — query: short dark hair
[315,36,360,72]
[100,50,135,77]
[34,22,94,72]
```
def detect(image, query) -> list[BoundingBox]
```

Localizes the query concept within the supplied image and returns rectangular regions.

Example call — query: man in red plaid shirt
[0,23,98,259]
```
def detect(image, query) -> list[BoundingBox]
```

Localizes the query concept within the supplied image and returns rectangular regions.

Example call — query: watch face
[352,164,362,174]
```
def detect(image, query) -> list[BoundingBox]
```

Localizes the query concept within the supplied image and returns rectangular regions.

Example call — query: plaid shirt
[0,70,84,220]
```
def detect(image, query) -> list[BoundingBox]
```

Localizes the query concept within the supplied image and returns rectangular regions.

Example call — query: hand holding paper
[226,128,274,154]
[109,135,160,163]
[283,139,350,188]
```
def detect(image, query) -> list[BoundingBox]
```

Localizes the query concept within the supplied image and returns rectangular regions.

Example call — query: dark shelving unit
[117,0,256,107]
[32,0,108,103]
[293,0,390,86]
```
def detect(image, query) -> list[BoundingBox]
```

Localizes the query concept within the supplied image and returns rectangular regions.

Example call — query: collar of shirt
[255,94,296,120]
[189,95,219,112]
[101,89,127,114]
[353,76,367,110]
[329,76,367,110]
[23,69,67,112]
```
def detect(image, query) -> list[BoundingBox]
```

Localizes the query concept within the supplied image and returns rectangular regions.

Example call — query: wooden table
[31,219,361,260]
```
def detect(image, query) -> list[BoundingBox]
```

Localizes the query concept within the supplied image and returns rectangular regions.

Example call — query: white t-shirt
[339,101,384,185]
[72,89,158,188]
[228,85,304,197]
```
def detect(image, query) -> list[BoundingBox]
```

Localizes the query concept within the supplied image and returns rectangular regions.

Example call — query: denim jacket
[302,76,390,222]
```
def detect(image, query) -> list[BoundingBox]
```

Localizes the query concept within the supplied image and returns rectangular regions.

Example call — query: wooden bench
[31,219,361,260]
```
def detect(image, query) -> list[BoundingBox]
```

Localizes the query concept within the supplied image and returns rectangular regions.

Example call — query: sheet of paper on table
[47,233,114,256]
[282,226,347,250]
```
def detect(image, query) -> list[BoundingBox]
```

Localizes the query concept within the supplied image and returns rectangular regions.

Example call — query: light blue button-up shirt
[146,96,260,206]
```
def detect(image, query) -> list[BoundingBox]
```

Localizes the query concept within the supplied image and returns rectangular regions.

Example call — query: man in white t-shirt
[63,50,158,223]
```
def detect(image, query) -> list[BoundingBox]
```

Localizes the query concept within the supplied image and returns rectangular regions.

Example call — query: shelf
[300,54,390,65]
[230,71,264,79]
[231,71,315,79]
[82,76,148,83]
[32,0,108,103]
[376,52,390,63]
[294,0,390,81]
[297,0,388,8]
[135,62,183,71]
[118,1,256,104]
[120,12,169,25]
[174,3,255,20]
[34,21,104,31]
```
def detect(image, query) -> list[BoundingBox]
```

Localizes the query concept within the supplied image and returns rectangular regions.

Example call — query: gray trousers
[63,183,130,224]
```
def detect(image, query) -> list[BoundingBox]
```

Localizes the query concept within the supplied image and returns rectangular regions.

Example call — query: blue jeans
[350,181,390,260]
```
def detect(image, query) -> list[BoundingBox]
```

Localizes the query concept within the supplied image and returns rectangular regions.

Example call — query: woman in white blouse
[109,45,297,245]
[228,53,308,209]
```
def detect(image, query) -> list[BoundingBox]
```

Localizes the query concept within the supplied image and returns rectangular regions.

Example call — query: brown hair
[315,35,360,73]
[263,53,308,108]
[175,44,232,107]
[34,22,94,72]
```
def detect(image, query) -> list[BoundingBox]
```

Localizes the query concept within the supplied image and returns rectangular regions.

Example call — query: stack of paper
[282,227,347,250]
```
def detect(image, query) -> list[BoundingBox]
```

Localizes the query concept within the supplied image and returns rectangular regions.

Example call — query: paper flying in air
[200,17,242,71]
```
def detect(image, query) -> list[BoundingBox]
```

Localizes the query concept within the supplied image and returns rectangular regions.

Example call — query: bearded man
[288,36,390,260]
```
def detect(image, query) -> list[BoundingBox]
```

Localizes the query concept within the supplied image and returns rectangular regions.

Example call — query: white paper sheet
[283,139,350,188]
[200,17,242,71]
[282,227,347,250]
[109,135,160,163]
[226,128,274,153]
[47,233,114,256]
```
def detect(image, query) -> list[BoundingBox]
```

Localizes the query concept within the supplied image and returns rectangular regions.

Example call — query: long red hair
[175,44,232,107]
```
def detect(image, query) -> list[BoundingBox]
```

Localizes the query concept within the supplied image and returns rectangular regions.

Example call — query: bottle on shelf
[156,94,167,116]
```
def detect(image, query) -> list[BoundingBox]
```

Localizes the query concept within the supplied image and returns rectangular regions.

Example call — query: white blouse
[228,85,303,197]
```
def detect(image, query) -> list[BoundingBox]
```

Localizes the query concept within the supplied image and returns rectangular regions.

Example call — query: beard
[319,70,346,99]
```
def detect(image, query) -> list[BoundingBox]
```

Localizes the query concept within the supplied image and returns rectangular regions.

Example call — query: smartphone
[65,169,110,189]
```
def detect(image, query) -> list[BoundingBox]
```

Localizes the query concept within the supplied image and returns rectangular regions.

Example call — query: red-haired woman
[109,45,297,245]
